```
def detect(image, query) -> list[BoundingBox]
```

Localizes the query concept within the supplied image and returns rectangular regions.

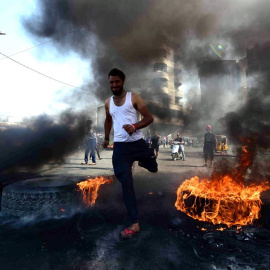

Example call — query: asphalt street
[1,146,270,270]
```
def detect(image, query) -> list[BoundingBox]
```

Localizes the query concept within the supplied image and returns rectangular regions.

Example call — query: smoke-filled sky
[1,0,270,121]
[0,0,90,120]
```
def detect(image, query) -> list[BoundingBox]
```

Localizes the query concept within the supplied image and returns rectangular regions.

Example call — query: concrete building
[246,43,270,89]
[235,43,270,102]
[237,57,248,102]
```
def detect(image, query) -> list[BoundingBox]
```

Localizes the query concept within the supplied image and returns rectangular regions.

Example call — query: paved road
[40,146,219,180]
[1,146,270,270]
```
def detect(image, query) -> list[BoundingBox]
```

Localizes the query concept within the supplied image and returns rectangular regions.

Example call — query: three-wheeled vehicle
[215,135,228,153]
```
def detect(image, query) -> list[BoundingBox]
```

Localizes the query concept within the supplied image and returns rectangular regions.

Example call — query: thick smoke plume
[23,0,270,106]
[208,64,270,185]
[0,111,91,174]
[224,71,270,148]
[21,1,270,143]
[20,0,270,141]
[224,67,270,174]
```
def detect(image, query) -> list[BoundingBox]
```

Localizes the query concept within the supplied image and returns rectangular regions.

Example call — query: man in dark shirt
[203,125,216,167]
[151,131,161,159]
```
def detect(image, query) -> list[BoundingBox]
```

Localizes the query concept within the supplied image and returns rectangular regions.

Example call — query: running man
[102,68,158,239]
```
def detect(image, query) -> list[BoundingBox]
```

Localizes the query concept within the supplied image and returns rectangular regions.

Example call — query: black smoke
[22,0,221,106]
[22,0,270,136]
[0,111,90,174]
[216,64,270,183]
[223,68,270,147]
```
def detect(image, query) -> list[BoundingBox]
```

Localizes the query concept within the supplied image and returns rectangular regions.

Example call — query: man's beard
[111,86,124,96]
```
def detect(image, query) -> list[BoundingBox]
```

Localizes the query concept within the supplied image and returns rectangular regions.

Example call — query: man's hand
[102,139,109,149]
[122,124,135,135]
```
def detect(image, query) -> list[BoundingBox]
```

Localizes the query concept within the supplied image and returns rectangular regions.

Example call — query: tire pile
[1,177,83,217]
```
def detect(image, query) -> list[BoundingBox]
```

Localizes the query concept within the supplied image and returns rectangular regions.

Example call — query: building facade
[246,43,270,89]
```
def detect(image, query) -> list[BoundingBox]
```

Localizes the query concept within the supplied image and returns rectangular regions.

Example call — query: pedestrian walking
[81,120,97,165]
[151,131,161,159]
[203,125,216,167]
[162,136,167,148]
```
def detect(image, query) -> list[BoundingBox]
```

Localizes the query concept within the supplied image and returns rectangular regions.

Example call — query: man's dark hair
[108,68,126,80]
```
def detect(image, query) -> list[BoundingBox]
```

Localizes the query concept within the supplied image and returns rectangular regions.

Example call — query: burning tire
[175,176,269,227]
[1,177,83,218]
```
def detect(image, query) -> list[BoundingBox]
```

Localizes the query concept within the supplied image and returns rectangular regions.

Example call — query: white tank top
[109,92,143,142]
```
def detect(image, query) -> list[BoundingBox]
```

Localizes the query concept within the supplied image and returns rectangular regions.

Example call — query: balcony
[175,89,183,99]
[174,82,182,89]
[153,63,167,72]
[174,76,182,85]
[152,70,169,81]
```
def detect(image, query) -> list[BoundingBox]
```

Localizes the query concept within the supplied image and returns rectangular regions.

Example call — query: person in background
[151,131,161,159]
[145,130,151,148]
[203,125,216,167]
[90,133,103,160]
[95,134,102,160]
[174,133,186,161]
[81,120,97,165]
[162,136,167,148]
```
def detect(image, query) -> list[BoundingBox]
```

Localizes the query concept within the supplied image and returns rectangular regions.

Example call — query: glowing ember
[77,176,113,207]
[175,138,270,227]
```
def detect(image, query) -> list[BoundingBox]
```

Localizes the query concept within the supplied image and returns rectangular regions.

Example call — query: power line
[0,29,80,61]
[0,39,53,61]
[0,51,88,91]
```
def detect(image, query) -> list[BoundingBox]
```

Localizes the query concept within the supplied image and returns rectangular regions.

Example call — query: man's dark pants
[204,147,214,162]
[113,139,158,224]
[84,139,96,163]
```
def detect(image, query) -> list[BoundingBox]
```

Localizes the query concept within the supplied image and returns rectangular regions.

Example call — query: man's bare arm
[102,98,112,148]
[123,93,153,135]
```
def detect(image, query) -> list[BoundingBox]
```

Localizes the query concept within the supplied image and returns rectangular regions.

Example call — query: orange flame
[175,176,269,227]
[77,176,113,207]
[175,137,270,227]
[233,137,255,181]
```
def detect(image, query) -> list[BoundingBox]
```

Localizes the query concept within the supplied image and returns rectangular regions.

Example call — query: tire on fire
[1,177,83,217]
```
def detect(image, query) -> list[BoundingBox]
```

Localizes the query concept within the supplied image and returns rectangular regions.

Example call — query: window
[154,63,167,72]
